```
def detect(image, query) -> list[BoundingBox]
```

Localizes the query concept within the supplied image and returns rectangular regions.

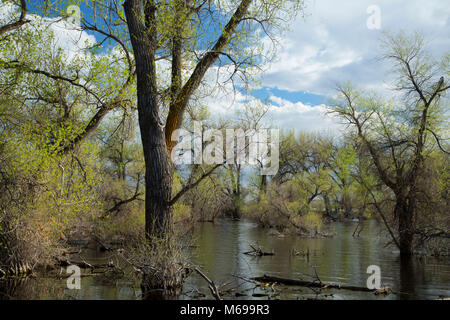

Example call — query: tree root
[0,262,33,278]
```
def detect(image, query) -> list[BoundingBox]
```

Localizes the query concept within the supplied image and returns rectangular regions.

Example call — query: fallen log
[252,274,377,292]
[55,272,105,279]
[58,257,111,269]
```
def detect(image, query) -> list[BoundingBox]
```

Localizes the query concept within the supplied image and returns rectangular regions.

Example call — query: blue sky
[213,0,450,132]
[5,0,449,133]
[252,88,328,106]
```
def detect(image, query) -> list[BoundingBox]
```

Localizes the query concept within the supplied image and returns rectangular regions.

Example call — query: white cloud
[267,96,343,134]
[258,0,450,96]
[42,18,97,60]
[4,1,446,136]
[201,77,344,134]
[1,2,96,61]
[198,0,449,134]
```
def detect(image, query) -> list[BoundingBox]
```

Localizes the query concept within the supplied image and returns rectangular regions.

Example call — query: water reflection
[0,220,448,299]
[399,257,416,300]
[183,219,450,300]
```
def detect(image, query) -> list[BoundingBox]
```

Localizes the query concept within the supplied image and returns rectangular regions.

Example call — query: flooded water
[1,219,449,300]
[182,219,450,300]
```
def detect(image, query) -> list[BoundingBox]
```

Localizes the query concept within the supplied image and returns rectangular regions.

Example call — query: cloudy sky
[2,0,449,134]
[216,0,450,134]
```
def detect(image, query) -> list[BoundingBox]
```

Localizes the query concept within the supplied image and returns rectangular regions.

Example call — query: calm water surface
[1,220,449,300]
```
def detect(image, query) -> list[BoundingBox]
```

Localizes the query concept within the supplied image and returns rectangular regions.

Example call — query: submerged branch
[252,275,380,293]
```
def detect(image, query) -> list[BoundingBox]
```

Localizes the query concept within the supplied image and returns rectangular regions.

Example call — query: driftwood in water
[93,236,113,251]
[55,272,105,279]
[55,258,124,279]
[252,274,376,292]
[352,221,363,237]
[58,257,112,270]
[243,245,275,256]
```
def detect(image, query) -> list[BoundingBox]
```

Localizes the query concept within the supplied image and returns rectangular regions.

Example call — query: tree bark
[125,0,253,237]
[143,132,174,237]
[164,0,253,153]
[124,0,173,237]
[395,195,414,256]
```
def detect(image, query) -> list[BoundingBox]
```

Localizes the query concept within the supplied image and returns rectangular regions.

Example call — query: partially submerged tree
[8,0,304,241]
[330,32,449,256]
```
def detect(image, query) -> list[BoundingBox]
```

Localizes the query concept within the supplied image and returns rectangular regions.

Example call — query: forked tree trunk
[231,193,241,220]
[124,0,174,238]
[125,0,253,238]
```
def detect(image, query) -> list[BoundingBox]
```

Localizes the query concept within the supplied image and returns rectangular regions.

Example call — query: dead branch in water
[352,221,360,237]
[243,244,275,256]
[55,272,105,279]
[194,267,221,301]
[252,274,383,293]
[58,257,112,270]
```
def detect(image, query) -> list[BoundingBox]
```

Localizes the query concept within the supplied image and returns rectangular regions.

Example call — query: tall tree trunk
[323,193,334,220]
[395,195,414,256]
[164,0,253,151]
[231,192,241,220]
[124,0,173,238]
[143,127,174,237]
[399,255,415,298]
[125,0,253,236]
[230,165,241,219]
[260,174,267,194]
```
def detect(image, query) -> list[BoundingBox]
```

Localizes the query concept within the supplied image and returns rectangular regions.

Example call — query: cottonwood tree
[0,2,136,272]
[324,140,358,218]
[276,132,336,215]
[122,0,305,237]
[227,101,270,217]
[0,5,135,156]
[330,32,449,256]
[10,0,304,240]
